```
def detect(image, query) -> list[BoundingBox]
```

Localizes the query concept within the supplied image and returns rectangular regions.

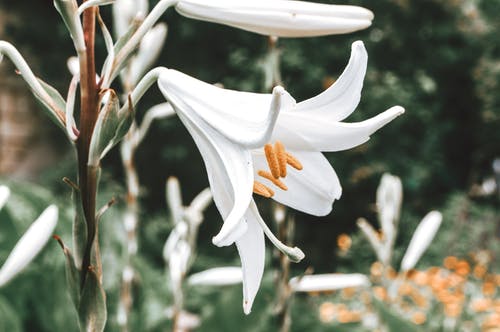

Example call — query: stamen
[252,206,305,263]
[257,170,288,191]
[274,141,287,177]
[286,152,303,170]
[264,144,280,178]
[253,181,274,198]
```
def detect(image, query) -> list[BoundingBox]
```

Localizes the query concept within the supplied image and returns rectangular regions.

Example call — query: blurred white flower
[157,40,404,314]
[127,24,168,86]
[176,0,374,37]
[377,173,403,238]
[289,273,370,292]
[0,205,58,287]
[113,0,149,38]
[188,267,243,286]
[0,185,10,211]
[400,211,443,271]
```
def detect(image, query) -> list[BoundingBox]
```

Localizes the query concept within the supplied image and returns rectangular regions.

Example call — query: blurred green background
[0,0,498,331]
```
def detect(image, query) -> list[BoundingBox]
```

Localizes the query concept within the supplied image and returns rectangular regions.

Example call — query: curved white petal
[289,273,370,292]
[0,205,58,287]
[400,211,443,271]
[166,102,252,247]
[272,106,405,151]
[188,267,242,286]
[158,69,295,148]
[252,150,341,216]
[294,41,367,122]
[235,201,265,315]
[176,0,373,37]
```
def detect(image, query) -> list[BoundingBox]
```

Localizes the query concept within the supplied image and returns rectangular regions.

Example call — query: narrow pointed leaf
[78,268,107,332]
[71,186,87,270]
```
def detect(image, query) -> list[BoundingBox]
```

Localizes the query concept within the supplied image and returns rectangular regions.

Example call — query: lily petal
[0,205,58,287]
[159,69,295,148]
[252,150,341,216]
[235,202,265,315]
[176,0,373,37]
[188,267,242,286]
[294,40,367,122]
[167,103,252,247]
[272,106,405,151]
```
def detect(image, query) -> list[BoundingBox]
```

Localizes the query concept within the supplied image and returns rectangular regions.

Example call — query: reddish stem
[77,3,100,287]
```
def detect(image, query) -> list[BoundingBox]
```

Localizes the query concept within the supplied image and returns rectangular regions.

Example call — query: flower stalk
[77,3,101,288]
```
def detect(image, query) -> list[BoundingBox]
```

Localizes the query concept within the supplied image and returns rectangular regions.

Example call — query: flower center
[253,141,303,198]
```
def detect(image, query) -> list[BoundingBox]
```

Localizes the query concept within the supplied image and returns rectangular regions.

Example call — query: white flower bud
[400,211,443,271]
[0,205,58,287]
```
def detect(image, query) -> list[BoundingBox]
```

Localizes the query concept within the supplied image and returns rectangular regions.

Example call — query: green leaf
[0,296,22,332]
[88,91,135,166]
[88,90,121,166]
[71,185,87,270]
[56,240,81,308]
[37,78,66,114]
[103,18,142,83]
[78,268,107,332]
[33,77,67,131]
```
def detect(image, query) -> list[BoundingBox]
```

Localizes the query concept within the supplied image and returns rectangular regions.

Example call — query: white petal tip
[391,105,405,115]
[243,300,252,315]
[272,85,285,95]
[352,40,365,49]
[212,234,234,247]
[288,247,305,263]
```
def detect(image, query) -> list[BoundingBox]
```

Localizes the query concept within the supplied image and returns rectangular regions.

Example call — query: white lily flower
[289,273,370,292]
[0,185,10,211]
[155,40,403,314]
[400,211,443,271]
[0,205,58,287]
[175,0,374,37]
[188,267,243,286]
[377,173,402,239]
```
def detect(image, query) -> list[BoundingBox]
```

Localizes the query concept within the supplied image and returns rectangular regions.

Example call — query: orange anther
[274,141,287,177]
[264,144,280,178]
[253,181,274,198]
[286,152,303,170]
[257,170,288,191]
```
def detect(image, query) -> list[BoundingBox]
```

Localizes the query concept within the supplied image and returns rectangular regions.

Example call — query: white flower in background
[400,211,443,271]
[127,23,168,86]
[289,273,370,292]
[358,173,402,264]
[377,173,403,238]
[113,0,149,38]
[0,205,58,287]
[188,267,243,286]
[175,0,374,37]
[156,41,403,314]
[0,186,10,211]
